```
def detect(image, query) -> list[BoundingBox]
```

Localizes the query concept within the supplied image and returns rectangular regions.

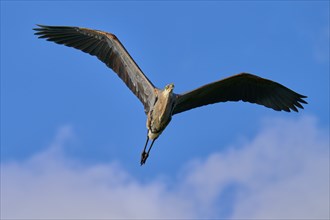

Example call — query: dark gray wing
[173,73,307,115]
[34,25,156,114]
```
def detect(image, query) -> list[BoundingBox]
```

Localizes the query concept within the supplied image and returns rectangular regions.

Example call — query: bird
[33,24,307,165]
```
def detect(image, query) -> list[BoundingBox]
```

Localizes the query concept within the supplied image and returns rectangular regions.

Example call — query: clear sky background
[1,1,329,219]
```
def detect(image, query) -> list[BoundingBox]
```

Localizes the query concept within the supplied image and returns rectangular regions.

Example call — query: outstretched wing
[173,73,307,115]
[34,25,156,114]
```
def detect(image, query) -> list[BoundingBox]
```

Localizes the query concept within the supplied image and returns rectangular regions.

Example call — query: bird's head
[165,83,175,93]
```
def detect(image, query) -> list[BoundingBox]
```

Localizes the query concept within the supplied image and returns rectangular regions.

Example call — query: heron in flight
[34,25,307,165]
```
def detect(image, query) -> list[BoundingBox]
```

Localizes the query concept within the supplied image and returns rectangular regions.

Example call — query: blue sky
[1,1,329,219]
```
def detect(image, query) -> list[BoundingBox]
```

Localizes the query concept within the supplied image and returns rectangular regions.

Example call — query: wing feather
[173,73,307,114]
[34,25,156,113]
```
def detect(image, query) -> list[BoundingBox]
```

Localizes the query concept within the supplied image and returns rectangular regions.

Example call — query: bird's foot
[140,151,149,166]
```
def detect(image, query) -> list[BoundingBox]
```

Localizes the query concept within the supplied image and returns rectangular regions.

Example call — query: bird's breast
[146,91,175,139]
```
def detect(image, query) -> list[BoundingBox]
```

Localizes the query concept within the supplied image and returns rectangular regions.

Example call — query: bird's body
[147,84,175,140]
[34,25,308,165]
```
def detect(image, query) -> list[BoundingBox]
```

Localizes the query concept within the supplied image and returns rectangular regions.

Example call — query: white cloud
[181,116,329,219]
[1,116,329,219]
[1,126,196,219]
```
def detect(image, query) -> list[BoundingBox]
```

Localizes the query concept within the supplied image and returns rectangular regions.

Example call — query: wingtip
[300,98,308,104]
[33,24,48,32]
[34,24,46,29]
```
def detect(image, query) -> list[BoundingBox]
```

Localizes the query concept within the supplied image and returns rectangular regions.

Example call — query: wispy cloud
[313,26,329,64]
[1,116,329,219]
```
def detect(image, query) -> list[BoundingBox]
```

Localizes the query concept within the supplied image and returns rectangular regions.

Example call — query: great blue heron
[34,25,307,165]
